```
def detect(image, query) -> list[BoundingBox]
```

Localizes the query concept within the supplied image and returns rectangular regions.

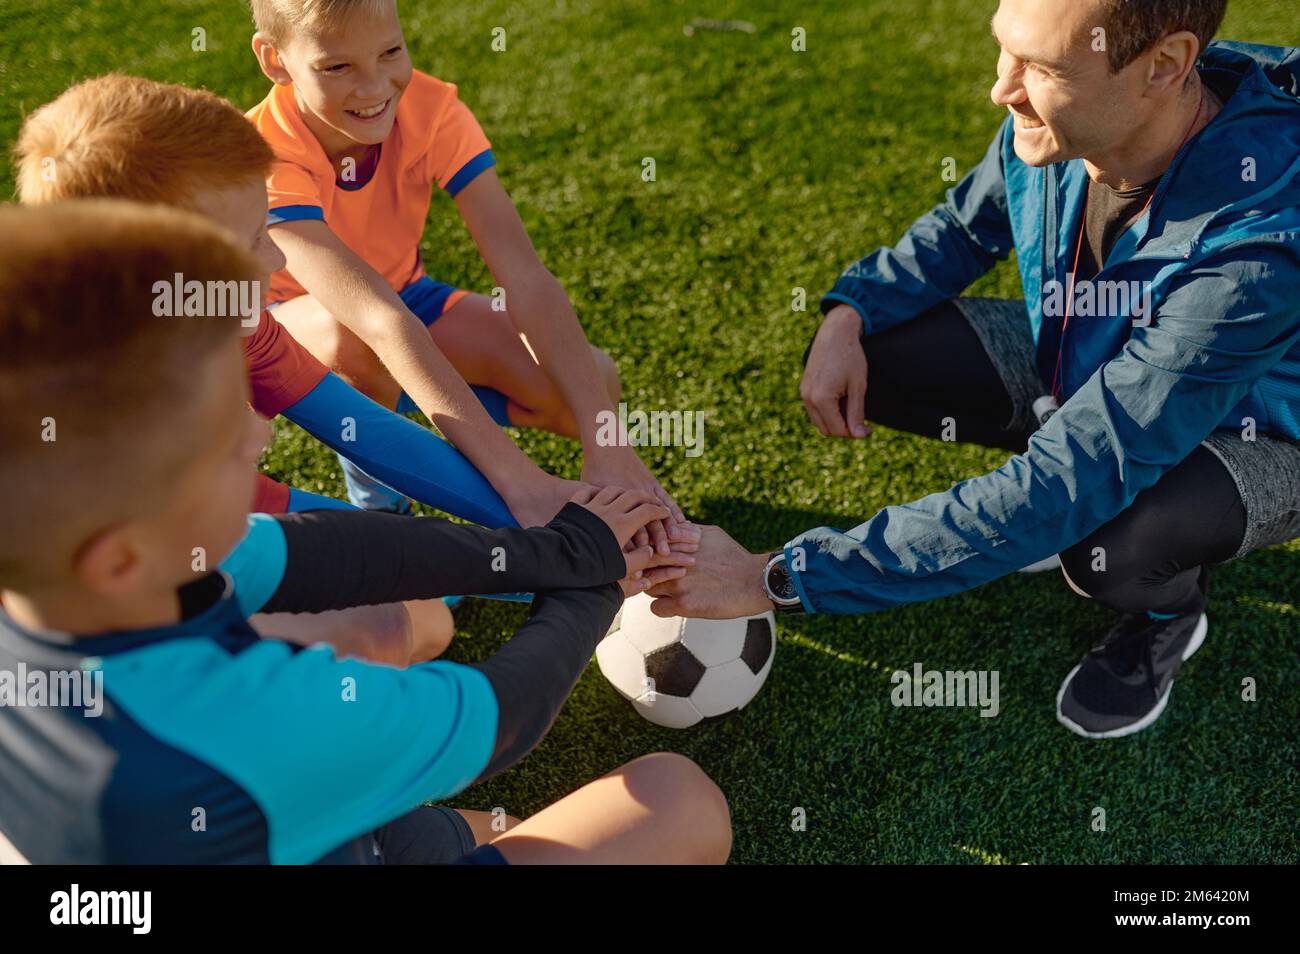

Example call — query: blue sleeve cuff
[267,205,325,226]
[445,149,496,197]
[820,291,873,336]
[218,514,288,617]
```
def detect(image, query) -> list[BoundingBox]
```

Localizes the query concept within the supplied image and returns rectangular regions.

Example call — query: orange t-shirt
[246,71,495,304]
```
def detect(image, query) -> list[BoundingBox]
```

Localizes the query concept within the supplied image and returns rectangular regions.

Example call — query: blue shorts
[269,277,512,426]
[267,276,467,324]
[400,276,468,326]
[396,278,510,424]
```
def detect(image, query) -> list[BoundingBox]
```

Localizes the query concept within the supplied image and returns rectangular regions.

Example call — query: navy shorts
[373,806,508,866]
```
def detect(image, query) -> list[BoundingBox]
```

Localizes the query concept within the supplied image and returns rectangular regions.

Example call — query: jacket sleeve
[820,119,1016,335]
[788,246,1300,613]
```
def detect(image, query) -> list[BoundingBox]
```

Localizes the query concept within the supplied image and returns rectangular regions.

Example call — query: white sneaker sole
[1019,554,1062,573]
[1055,613,1208,740]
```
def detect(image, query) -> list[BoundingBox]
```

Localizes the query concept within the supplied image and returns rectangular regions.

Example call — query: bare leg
[485,752,731,864]
[250,602,393,667]
[272,292,621,435]
[432,293,620,433]
[251,599,453,667]
[453,808,522,845]
[0,829,29,865]
[271,294,403,408]
[405,597,454,662]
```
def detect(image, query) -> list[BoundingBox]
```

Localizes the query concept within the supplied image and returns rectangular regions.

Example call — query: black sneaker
[1056,604,1208,739]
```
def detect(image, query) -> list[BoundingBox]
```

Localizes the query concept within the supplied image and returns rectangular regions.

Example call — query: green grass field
[3,0,1296,863]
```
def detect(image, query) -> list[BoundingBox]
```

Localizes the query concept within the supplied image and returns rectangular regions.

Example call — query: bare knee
[508,376,578,437]
[333,332,400,406]
[622,752,732,864]
[522,346,618,436]
[356,603,416,667]
[404,599,454,662]
[250,603,415,667]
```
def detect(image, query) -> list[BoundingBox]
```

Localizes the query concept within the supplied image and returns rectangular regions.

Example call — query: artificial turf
[2,0,1296,863]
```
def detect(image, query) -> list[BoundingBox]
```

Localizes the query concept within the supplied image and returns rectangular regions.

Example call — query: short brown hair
[0,200,259,587]
[247,0,395,48]
[13,75,274,208]
[1100,0,1227,72]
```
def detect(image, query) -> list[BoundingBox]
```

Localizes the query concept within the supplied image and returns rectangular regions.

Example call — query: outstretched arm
[220,489,682,617]
[454,169,689,551]
[269,218,580,527]
[662,248,1300,617]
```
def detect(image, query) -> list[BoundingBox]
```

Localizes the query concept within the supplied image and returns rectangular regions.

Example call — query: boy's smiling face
[258,2,412,157]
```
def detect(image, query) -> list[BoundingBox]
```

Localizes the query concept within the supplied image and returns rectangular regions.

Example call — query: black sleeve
[468,582,623,782]
[259,502,626,615]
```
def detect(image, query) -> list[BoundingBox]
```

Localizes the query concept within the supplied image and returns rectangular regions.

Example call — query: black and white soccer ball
[595,593,776,728]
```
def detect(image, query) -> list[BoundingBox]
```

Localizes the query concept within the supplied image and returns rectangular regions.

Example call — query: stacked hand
[569,487,697,597]
[507,473,595,529]
[646,524,774,619]
[514,447,726,606]
[581,444,691,554]
[574,490,782,617]
[505,447,694,561]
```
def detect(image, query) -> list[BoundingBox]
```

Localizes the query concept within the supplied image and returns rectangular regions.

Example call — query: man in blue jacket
[651,0,1300,738]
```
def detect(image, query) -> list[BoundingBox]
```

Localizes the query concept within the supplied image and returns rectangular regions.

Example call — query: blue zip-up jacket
[788,42,1300,615]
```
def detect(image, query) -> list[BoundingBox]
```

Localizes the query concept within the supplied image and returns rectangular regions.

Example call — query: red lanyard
[1050,90,1205,399]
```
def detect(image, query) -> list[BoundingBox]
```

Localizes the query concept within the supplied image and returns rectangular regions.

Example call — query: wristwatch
[763,551,805,614]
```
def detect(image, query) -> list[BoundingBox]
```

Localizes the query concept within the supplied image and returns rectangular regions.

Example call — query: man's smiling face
[988,0,1132,167]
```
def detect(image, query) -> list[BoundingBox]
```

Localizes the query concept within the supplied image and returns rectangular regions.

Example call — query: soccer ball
[595,593,776,728]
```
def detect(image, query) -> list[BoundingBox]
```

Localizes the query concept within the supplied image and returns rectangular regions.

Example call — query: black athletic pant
[807,300,1246,616]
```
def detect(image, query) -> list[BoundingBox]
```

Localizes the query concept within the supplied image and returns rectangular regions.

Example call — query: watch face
[767,558,798,603]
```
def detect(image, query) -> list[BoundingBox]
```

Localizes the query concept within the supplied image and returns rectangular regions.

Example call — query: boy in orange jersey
[244,0,690,557]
